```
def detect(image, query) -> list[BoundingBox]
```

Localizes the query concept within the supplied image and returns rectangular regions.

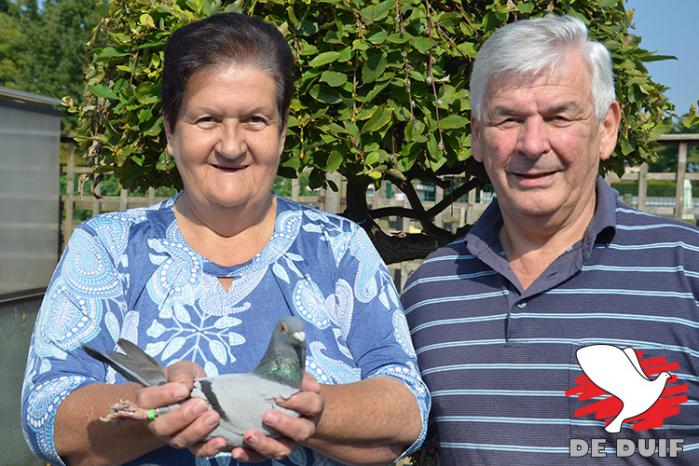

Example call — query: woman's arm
[54,364,223,466]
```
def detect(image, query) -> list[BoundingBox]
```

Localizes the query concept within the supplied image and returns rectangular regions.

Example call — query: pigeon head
[275,316,305,349]
[254,316,306,388]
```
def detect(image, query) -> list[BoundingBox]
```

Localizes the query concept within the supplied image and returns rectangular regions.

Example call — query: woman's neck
[174,192,277,267]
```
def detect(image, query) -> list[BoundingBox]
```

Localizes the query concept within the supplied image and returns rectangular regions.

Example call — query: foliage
[70,0,674,263]
[648,105,699,173]
[0,0,105,130]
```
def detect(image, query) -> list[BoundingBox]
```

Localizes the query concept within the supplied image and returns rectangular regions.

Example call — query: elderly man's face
[471,53,619,223]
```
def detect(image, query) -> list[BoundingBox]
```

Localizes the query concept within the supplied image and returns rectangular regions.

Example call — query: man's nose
[217,121,246,158]
[516,117,550,158]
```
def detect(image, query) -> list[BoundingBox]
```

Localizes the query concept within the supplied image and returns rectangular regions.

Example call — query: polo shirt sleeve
[21,221,129,465]
[338,225,431,456]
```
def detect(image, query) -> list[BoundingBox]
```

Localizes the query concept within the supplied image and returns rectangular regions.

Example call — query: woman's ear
[164,117,174,156]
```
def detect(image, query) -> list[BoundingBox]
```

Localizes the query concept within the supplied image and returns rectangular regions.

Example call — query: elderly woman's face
[165,64,285,211]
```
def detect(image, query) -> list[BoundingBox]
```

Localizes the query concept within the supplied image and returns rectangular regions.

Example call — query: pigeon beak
[292,331,305,343]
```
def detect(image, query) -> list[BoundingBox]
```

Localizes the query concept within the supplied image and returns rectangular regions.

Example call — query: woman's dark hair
[161,13,295,132]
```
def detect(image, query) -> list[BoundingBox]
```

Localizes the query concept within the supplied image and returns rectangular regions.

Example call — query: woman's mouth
[212,164,246,173]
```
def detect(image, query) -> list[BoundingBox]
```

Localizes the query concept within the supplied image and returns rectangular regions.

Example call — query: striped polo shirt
[402,177,699,465]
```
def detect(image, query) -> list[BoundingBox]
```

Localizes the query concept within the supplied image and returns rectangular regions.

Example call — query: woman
[21,12,429,466]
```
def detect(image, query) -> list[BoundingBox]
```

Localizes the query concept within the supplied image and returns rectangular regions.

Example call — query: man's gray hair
[469,15,615,121]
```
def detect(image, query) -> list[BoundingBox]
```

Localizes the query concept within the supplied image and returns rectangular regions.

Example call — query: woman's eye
[195,116,217,126]
[245,116,269,128]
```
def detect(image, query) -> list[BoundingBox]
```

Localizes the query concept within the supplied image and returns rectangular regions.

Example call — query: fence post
[637,162,648,211]
[148,186,155,204]
[119,189,128,211]
[674,142,688,220]
[63,143,75,243]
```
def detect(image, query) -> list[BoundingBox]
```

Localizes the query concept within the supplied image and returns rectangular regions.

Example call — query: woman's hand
[230,373,324,462]
[138,361,228,456]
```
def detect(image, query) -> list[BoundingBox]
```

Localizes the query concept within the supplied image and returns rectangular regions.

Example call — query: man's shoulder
[613,203,699,244]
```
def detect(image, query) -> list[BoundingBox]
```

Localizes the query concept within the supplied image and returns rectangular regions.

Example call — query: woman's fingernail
[190,399,207,414]
[245,433,258,445]
[263,411,279,424]
[205,413,219,427]
[174,386,189,398]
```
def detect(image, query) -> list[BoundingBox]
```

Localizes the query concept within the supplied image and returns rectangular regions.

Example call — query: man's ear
[471,117,483,162]
[599,101,621,161]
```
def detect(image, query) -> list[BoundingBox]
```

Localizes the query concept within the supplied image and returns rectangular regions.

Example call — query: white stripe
[435,415,604,427]
[433,389,563,397]
[440,442,569,453]
[616,222,699,236]
[416,338,506,355]
[510,312,699,329]
[423,254,475,264]
[410,314,507,334]
[404,290,508,314]
[402,270,497,294]
[509,337,699,359]
[598,241,699,253]
[422,363,575,375]
[582,264,699,278]
[546,288,695,299]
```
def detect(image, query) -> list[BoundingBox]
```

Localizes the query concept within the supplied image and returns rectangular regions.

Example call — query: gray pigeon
[83,316,306,447]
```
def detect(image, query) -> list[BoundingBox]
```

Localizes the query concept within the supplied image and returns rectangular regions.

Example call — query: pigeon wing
[194,373,300,447]
[622,347,649,381]
[83,339,167,387]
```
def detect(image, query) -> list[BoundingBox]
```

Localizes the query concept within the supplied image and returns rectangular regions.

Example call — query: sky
[625,0,699,115]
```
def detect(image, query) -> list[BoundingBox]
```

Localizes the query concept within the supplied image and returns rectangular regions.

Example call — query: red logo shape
[566,346,688,432]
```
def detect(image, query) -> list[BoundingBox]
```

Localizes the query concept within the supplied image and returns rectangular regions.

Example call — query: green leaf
[139,14,156,29]
[362,106,393,132]
[88,84,118,100]
[97,47,127,58]
[360,0,396,23]
[361,50,387,83]
[517,2,534,14]
[386,32,411,44]
[320,71,348,87]
[368,31,388,44]
[309,51,341,67]
[412,37,434,54]
[439,114,469,130]
[326,150,343,172]
[309,84,343,104]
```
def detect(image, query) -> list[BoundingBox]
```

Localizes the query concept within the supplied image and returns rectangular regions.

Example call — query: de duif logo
[566,344,687,432]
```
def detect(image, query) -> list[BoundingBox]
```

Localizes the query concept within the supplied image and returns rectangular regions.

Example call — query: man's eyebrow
[542,101,580,114]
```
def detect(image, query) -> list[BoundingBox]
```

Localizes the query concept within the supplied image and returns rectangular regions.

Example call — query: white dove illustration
[576,344,671,433]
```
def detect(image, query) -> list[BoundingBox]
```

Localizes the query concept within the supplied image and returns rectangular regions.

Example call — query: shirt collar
[465,176,618,258]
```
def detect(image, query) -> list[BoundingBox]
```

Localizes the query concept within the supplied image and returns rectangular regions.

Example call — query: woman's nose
[216,121,246,158]
[516,117,551,158]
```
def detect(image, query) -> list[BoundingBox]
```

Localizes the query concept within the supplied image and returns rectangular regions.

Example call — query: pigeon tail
[83,339,167,386]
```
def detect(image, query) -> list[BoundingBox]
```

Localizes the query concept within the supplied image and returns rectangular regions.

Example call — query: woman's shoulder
[276,194,360,235]
[71,196,177,253]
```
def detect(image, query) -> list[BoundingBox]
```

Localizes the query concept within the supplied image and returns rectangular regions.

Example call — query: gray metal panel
[0,93,60,296]
[0,295,44,466]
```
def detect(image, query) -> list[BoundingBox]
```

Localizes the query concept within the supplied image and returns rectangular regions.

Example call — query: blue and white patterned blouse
[21,194,429,466]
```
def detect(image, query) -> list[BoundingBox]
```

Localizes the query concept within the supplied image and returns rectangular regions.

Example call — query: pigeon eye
[279,323,287,333]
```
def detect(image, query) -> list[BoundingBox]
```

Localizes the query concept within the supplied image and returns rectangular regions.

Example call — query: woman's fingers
[262,410,316,443]
[231,430,298,462]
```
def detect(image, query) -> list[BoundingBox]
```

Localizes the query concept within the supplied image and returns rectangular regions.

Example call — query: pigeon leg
[100,400,173,423]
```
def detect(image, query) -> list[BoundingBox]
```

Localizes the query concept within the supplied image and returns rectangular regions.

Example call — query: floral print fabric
[21,195,429,465]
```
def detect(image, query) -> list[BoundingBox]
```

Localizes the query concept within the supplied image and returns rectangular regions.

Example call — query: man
[402,15,699,465]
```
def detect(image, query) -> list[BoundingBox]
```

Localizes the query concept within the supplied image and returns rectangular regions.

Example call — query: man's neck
[499,192,597,290]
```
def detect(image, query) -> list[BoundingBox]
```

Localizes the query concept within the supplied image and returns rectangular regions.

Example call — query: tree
[0,0,105,130]
[69,0,675,263]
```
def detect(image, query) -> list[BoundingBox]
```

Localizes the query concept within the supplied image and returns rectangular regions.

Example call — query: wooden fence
[61,133,698,246]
